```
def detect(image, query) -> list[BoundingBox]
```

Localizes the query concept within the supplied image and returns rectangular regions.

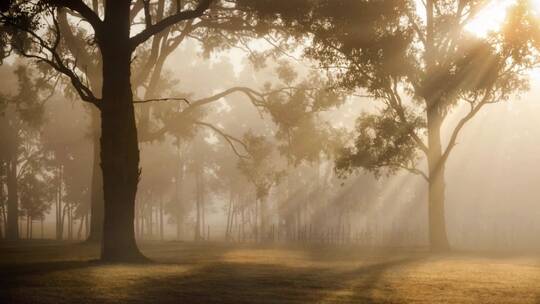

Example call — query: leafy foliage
[238,132,283,200]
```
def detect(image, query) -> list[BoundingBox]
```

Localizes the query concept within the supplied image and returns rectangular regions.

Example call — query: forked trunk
[99,1,144,262]
[427,108,450,251]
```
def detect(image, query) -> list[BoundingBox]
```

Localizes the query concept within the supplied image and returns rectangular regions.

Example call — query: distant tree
[261,62,344,238]
[40,96,91,241]
[18,168,54,239]
[62,145,92,241]
[0,64,49,240]
[238,132,283,241]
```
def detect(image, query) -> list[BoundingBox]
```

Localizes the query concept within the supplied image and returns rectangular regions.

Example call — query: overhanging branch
[133,97,190,104]
[440,86,495,164]
[130,0,212,50]
[46,0,103,35]
[194,121,249,159]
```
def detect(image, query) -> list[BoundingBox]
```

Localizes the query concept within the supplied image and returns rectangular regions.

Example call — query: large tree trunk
[427,108,450,251]
[6,158,18,240]
[87,108,104,242]
[99,1,144,262]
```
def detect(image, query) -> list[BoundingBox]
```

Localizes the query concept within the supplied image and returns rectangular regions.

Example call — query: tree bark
[427,107,450,251]
[99,0,144,262]
[6,158,18,240]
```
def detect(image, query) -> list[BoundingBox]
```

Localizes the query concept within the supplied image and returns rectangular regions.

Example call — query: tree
[261,62,343,238]
[48,0,297,243]
[241,0,539,250]
[238,132,282,241]
[0,63,49,240]
[1,0,212,261]
[18,167,54,239]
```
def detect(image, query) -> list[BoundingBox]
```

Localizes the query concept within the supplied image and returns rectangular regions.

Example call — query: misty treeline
[0,0,539,261]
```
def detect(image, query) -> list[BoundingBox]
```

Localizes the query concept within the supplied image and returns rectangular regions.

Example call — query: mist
[2,0,540,303]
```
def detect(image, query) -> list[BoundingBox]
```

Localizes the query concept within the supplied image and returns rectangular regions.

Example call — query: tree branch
[130,0,212,50]
[2,10,101,106]
[386,78,429,156]
[133,97,190,104]
[398,165,429,182]
[139,86,266,142]
[441,87,494,164]
[194,121,249,159]
[47,0,102,35]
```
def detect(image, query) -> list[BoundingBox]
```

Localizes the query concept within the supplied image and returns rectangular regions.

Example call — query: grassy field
[1,241,540,303]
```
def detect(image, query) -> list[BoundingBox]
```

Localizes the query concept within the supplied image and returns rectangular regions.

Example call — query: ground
[1,241,540,303]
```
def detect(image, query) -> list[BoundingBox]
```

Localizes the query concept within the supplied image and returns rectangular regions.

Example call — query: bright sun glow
[465,0,516,37]
[463,0,540,37]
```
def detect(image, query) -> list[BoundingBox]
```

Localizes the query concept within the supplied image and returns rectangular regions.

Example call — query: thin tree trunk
[254,198,259,242]
[148,204,153,239]
[201,177,206,240]
[30,216,33,239]
[260,196,268,242]
[68,205,73,241]
[77,214,85,240]
[159,197,164,241]
[427,108,450,251]
[225,191,233,240]
[6,158,18,240]
[26,215,30,239]
[242,208,246,242]
[174,144,184,241]
[56,165,64,240]
[194,168,201,241]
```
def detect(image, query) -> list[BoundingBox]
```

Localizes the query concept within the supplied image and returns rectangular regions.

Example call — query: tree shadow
[0,241,425,303]
[118,256,421,304]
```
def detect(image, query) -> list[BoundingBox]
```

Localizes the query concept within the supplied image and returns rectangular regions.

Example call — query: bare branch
[194,121,249,159]
[441,86,494,164]
[133,97,190,104]
[139,86,266,142]
[130,0,212,50]
[2,11,100,106]
[46,0,102,34]
[398,165,429,182]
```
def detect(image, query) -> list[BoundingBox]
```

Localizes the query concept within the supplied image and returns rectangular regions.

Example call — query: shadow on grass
[0,241,425,303]
[116,257,420,304]
[0,257,420,304]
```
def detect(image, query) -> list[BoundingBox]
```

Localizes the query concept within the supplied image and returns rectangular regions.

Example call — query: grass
[1,241,540,303]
